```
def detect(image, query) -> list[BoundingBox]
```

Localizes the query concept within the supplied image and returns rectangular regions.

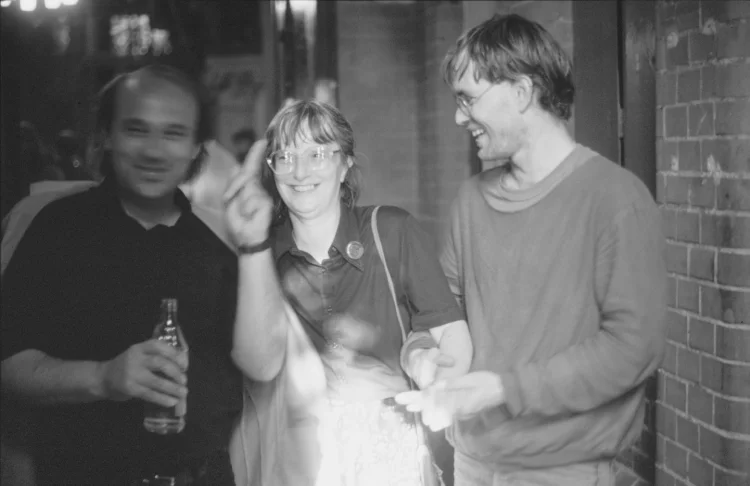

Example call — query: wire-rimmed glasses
[266,146,342,175]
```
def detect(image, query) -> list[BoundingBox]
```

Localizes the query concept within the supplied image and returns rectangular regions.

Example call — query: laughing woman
[225,100,472,486]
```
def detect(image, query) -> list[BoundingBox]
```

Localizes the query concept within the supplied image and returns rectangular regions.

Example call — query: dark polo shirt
[272,204,463,383]
[1,178,242,482]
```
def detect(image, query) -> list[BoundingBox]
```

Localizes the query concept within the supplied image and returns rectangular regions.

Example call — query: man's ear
[515,75,535,112]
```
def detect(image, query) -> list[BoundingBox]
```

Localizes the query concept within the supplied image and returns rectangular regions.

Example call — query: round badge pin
[346,241,364,260]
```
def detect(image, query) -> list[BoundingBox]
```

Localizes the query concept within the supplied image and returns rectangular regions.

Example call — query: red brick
[687,383,714,424]
[701,64,716,99]
[701,138,750,175]
[700,285,750,324]
[675,414,701,453]
[688,176,717,209]
[668,275,678,307]
[665,341,679,376]
[700,213,750,249]
[716,325,750,362]
[658,139,679,171]
[665,175,690,204]
[717,178,750,211]
[677,69,701,103]
[714,395,750,435]
[674,210,700,242]
[678,140,701,171]
[657,173,667,203]
[667,242,689,275]
[688,102,715,137]
[714,469,750,486]
[657,400,678,440]
[716,21,750,59]
[701,356,750,398]
[717,251,750,287]
[716,62,750,98]
[666,34,690,68]
[689,246,715,280]
[677,278,700,312]
[689,318,715,353]
[655,466,675,486]
[663,206,677,239]
[665,438,688,478]
[701,0,750,23]
[665,105,688,138]
[665,374,688,411]
[677,347,701,383]
[716,100,750,136]
[667,311,688,345]
[658,71,678,107]
[687,454,714,486]
[689,30,717,63]
[699,425,750,472]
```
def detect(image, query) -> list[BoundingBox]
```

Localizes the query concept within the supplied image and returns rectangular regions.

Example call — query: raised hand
[223,139,275,248]
[98,339,188,409]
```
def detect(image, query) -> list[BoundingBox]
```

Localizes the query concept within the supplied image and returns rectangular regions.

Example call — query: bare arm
[1,341,187,408]
[231,250,288,381]
[225,139,289,382]
[1,350,106,406]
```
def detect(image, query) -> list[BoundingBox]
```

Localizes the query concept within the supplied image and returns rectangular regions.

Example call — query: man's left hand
[395,371,506,431]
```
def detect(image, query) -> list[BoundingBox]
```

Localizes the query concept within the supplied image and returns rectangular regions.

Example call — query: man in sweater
[397,13,667,486]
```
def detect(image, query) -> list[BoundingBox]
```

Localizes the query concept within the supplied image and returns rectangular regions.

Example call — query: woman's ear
[340,157,353,183]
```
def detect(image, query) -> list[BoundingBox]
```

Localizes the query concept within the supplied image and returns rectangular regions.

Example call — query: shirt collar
[273,203,365,271]
[96,176,194,223]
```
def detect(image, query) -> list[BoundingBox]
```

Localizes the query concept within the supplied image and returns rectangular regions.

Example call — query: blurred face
[106,76,200,201]
[273,129,351,221]
[452,61,526,163]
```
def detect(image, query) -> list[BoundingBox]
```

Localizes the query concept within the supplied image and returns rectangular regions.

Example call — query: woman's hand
[223,140,274,247]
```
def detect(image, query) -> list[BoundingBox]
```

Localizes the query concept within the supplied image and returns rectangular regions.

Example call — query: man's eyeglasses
[266,146,341,175]
[455,84,496,114]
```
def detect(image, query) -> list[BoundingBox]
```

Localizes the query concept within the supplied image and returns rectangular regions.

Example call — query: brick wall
[336,0,421,216]
[655,1,750,486]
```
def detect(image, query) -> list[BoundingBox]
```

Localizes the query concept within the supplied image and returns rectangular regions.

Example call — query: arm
[430,320,472,381]
[224,144,288,382]
[231,250,288,381]
[1,350,106,405]
[501,204,667,418]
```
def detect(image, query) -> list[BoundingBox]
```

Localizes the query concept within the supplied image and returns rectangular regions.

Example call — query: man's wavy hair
[88,64,213,182]
[442,14,575,121]
[261,99,362,226]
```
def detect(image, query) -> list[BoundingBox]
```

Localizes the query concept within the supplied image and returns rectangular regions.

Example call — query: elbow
[231,341,286,382]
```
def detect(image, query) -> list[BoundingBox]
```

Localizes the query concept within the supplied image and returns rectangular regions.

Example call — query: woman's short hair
[90,63,214,182]
[261,100,362,225]
[442,14,575,121]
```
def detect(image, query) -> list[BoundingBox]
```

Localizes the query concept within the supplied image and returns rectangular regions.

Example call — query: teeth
[292,185,316,192]
[471,129,485,138]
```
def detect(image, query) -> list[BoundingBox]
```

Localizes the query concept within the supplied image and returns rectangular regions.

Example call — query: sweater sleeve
[500,204,667,418]
[439,197,465,314]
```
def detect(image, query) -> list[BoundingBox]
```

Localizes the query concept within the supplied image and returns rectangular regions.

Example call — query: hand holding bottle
[98,339,188,409]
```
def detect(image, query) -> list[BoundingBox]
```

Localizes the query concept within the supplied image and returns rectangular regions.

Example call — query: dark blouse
[272,205,463,385]
[1,178,242,479]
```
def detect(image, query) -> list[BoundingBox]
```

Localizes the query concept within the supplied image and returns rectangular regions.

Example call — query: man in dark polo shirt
[1,64,242,485]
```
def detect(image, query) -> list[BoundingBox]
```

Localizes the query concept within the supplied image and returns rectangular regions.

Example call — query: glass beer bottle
[144,298,187,434]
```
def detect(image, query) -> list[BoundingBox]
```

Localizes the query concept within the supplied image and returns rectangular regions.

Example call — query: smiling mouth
[290,184,318,192]
[471,129,485,140]
[135,165,169,175]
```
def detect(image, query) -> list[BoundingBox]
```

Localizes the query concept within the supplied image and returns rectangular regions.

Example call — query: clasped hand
[99,340,188,411]
[395,371,506,431]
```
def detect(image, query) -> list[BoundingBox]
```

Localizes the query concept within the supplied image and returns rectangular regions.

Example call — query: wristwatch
[237,238,272,255]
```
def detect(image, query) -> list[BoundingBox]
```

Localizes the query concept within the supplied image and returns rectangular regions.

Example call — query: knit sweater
[442,145,667,468]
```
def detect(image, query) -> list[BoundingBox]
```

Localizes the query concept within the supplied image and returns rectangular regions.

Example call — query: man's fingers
[394,390,423,406]
[147,355,187,385]
[137,385,182,409]
[143,370,188,400]
[431,353,456,367]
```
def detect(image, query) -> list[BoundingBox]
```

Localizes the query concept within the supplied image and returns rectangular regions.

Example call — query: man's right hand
[223,139,275,248]
[98,340,188,408]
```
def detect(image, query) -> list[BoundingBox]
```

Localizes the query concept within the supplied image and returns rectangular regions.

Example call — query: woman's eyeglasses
[266,147,341,175]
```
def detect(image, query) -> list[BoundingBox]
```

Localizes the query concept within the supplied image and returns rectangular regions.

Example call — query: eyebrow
[120,118,192,132]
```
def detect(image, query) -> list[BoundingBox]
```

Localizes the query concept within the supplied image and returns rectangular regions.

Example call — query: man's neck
[118,189,182,229]
[290,205,341,264]
[505,120,577,191]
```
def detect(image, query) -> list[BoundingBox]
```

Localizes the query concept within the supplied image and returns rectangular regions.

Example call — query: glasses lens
[270,151,294,174]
